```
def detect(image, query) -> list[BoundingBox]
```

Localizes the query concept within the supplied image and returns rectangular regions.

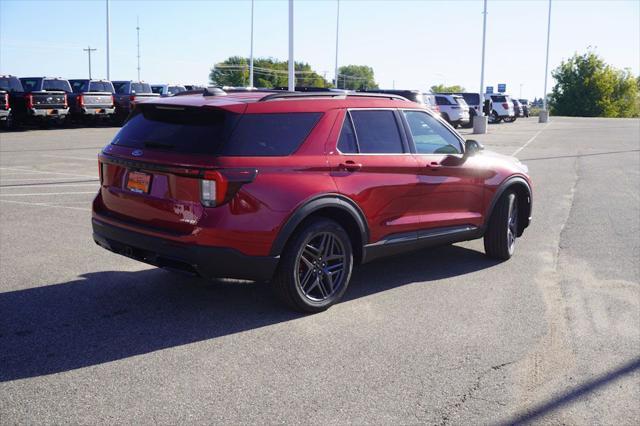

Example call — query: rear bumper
[0,109,9,119]
[92,218,279,281]
[29,108,69,118]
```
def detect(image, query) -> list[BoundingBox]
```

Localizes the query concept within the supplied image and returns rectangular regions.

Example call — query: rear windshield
[131,83,152,94]
[491,95,507,102]
[70,80,89,93]
[43,79,72,92]
[454,96,468,106]
[0,77,24,92]
[111,106,322,157]
[461,93,479,105]
[113,82,128,94]
[151,86,163,94]
[89,81,114,93]
[168,86,186,95]
[20,78,41,92]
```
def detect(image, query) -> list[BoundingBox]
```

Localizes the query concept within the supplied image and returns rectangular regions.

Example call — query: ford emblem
[131,149,143,157]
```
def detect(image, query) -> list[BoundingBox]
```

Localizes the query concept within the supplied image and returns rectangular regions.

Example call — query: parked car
[151,84,187,97]
[92,90,533,312]
[518,99,530,117]
[434,94,470,128]
[509,98,524,120]
[422,94,441,116]
[487,94,515,123]
[68,79,116,122]
[112,81,158,119]
[14,77,70,126]
[184,84,205,91]
[0,75,24,129]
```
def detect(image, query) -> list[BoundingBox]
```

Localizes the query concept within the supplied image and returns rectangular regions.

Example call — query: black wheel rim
[507,196,518,254]
[295,232,346,302]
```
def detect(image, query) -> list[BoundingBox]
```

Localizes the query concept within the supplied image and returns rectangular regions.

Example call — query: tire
[271,218,353,313]
[489,111,501,123]
[484,191,519,260]
[441,113,451,124]
[462,114,474,128]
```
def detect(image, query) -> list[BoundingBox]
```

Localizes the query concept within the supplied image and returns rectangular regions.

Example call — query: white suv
[487,94,515,123]
[434,94,470,128]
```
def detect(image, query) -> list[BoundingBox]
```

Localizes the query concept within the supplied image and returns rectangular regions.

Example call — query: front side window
[349,110,404,154]
[403,110,462,155]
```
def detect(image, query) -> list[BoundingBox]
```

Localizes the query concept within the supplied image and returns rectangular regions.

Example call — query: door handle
[427,161,441,170]
[339,161,362,172]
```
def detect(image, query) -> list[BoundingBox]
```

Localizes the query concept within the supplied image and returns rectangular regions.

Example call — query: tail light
[25,94,33,109]
[77,95,84,107]
[110,94,115,106]
[63,94,68,108]
[2,94,8,110]
[129,95,136,106]
[502,103,509,109]
[200,169,258,207]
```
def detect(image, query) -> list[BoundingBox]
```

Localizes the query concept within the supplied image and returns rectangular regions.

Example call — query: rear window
[43,79,72,92]
[168,86,186,95]
[461,93,479,105]
[70,80,89,93]
[113,82,128,94]
[89,81,114,93]
[151,86,163,94]
[349,110,404,154]
[454,96,468,106]
[435,96,452,106]
[20,78,41,92]
[0,77,24,92]
[491,95,507,102]
[111,107,321,157]
[131,83,152,94]
[221,113,322,156]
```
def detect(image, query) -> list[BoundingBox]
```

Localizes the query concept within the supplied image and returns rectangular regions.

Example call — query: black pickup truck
[0,75,23,129]
[15,77,71,126]
[112,81,158,121]
[68,79,116,122]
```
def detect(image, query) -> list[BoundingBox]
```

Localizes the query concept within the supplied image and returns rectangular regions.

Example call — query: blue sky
[1,0,638,99]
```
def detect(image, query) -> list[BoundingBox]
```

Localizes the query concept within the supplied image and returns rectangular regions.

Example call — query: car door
[401,109,485,231]
[327,108,423,244]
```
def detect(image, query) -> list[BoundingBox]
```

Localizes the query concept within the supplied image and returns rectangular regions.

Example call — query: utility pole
[136,16,141,81]
[334,0,340,88]
[106,0,110,79]
[473,0,489,134]
[520,83,524,99]
[288,0,294,91]
[83,46,97,79]
[249,0,254,88]
[540,0,552,123]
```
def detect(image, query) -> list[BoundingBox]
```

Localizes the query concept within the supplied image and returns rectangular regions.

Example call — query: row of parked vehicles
[0,75,206,129]
[0,74,530,131]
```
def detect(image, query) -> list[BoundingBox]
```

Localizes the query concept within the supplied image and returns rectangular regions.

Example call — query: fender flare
[269,194,370,257]
[484,176,532,233]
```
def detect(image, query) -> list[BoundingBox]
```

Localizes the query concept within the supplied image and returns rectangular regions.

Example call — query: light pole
[106,0,110,79]
[249,0,254,88]
[519,83,523,99]
[136,16,141,81]
[288,0,294,91]
[334,0,340,89]
[83,46,97,79]
[540,0,552,123]
[473,0,489,134]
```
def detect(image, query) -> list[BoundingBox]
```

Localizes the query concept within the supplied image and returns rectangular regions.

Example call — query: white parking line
[0,191,97,197]
[0,199,91,211]
[512,122,551,157]
[41,154,98,161]
[1,183,99,189]
[0,177,98,182]
[0,167,96,178]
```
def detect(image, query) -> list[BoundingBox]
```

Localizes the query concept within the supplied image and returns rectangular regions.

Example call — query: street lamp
[473,0,489,134]
[83,46,97,79]
[288,0,294,91]
[540,0,552,123]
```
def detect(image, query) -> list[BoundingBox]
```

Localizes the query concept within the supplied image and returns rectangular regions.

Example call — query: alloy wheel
[295,231,347,302]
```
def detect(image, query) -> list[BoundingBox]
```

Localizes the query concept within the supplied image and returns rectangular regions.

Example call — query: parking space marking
[41,154,98,161]
[0,191,97,197]
[0,199,91,211]
[0,177,97,182]
[0,167,96,178]
[512,122,552,157]
[0,183,98,189]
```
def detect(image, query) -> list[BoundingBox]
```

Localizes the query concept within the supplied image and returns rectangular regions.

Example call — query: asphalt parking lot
[0,117,638,424]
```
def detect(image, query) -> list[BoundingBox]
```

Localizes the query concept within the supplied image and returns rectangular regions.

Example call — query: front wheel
[271,218,353,312]
[484,191,518,260]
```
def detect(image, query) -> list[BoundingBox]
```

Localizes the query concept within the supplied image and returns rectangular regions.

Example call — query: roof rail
[259,92,408,102]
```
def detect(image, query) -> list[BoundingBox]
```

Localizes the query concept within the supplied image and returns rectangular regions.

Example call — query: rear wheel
[271,218,353,312]
[489,111,501,123]
[484,191,518,260]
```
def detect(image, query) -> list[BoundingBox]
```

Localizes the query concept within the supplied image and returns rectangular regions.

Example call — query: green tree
[336,65,378,90]
[210,56,329,88]
[549,51,639,117]
[430,84,465,93]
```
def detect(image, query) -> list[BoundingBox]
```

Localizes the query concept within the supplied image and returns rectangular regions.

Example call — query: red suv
[92,90,532,312]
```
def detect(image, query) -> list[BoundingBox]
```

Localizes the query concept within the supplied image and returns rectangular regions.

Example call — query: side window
[435,96,450,106]
[349,110,404,154]
[337,114,358,154]
[403,110,463,155]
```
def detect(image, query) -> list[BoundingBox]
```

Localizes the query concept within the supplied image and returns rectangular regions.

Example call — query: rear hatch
[30,91,67,109]
[81,92,114,108]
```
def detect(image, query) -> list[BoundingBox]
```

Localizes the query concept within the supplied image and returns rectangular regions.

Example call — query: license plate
[48,109,58,115]
[126,171,151,194]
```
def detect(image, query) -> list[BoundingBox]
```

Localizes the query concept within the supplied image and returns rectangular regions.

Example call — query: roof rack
[259,92,408,102]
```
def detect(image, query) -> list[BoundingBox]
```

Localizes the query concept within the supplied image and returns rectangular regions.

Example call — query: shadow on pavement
[0,244,499,382]
[500,357,640,425]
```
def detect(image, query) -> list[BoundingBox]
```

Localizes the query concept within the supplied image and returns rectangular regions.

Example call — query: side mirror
[464,139,484,157]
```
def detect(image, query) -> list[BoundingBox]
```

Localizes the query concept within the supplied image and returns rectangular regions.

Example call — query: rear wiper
[144,141,174,149]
